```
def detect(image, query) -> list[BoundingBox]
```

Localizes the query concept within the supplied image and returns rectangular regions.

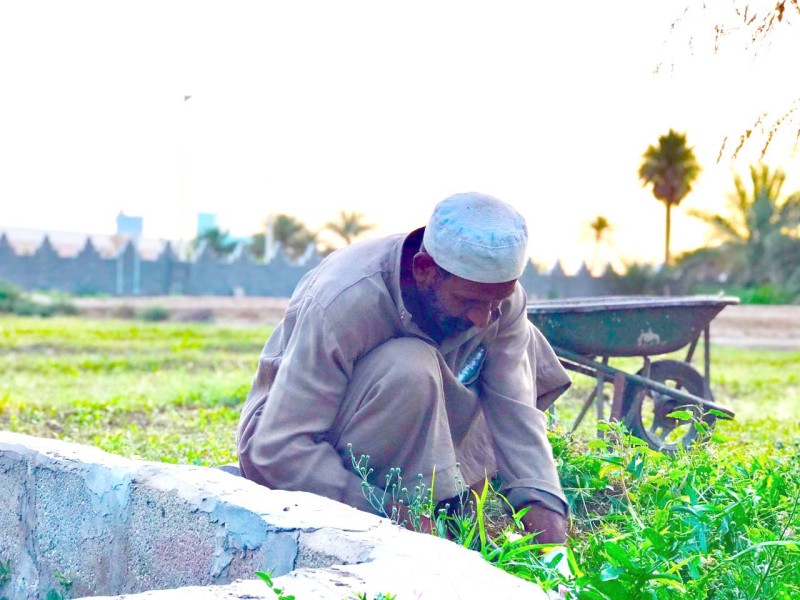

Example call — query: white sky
[1,1,798,272]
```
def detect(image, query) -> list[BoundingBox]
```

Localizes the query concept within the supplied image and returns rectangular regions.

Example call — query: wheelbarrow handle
[554,346,736,420]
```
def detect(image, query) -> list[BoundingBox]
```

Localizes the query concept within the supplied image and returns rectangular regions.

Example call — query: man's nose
[466,307,492,328]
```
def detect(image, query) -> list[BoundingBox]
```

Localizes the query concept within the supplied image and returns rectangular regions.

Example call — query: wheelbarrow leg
[571,373,602,434]
[703,324,712,398]
[595,357,609,438]
[569,356,609,435]
[684,327,712,399]
[610,371,627,423]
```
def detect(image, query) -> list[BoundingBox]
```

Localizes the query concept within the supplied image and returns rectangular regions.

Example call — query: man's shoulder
[282,234,404,329]
[302,234,404,309]
[281,234,406,355]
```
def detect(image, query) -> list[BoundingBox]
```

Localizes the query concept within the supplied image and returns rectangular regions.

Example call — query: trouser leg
[330,337,467,502]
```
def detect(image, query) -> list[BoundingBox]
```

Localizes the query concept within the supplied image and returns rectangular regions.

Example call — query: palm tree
[275,214,317,259]
[687,163,800,286]
[638,130,701,266]
[193,227,236,257]
[588,215,613,274]
[325,211,375,246]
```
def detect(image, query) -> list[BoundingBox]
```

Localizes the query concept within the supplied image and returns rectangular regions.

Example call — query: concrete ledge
[0,432,546,599]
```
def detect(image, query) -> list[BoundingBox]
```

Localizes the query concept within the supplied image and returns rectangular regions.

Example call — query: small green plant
[0,283,77,317]
[349,444,443,530]
[138,306,170,322]
[0,558,10,587]
[255,571,295,600]
[0,280,22,310]
[348,593,397,600]
[44,572,73,600]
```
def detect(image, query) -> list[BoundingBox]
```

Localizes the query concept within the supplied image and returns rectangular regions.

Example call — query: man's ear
[412,252,439,286]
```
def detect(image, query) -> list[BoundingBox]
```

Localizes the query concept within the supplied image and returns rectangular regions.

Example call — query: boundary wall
[0,233,612,299]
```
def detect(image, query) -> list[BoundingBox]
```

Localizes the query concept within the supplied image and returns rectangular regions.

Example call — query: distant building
[116,212,143,238]
[197,213,218,236]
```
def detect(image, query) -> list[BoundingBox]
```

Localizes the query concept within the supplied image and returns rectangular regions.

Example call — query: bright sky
[1,1,798,272]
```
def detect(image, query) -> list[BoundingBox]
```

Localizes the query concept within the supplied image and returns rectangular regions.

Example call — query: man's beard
[416,283,473,341]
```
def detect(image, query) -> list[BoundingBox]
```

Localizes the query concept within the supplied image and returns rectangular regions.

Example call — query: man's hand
[519,503,567,544]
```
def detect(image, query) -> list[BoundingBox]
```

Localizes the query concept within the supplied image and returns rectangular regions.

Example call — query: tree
[668,3,800,158]
[588,215,613,274]
[249,214,317,261]
[687,163,800,286]
[639,129,701,266]
[272,214,317,260]
[193,227,237,257]
[325,211,375,246]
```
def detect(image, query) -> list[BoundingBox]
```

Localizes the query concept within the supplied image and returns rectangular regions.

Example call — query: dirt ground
[73,296,800,350]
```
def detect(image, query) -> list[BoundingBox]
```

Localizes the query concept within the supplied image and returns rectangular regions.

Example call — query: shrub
[138,306,170,322]
[349,423,800,598]
[0,280,22,312]
[0,283,78,317]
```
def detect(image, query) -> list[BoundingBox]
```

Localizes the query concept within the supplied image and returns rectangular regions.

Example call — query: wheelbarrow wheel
[622,359,717,452]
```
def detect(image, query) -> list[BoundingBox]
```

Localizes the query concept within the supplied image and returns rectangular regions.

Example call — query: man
[237,192,571,542]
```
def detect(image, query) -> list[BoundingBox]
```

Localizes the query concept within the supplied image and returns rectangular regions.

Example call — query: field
[1,311,799,597]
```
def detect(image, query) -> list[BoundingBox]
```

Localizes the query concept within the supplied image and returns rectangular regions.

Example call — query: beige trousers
[327,336,496,503]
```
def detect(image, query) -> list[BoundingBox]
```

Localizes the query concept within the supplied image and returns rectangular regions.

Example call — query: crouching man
[237,192,571,542]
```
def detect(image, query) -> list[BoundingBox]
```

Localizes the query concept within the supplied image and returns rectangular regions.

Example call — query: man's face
[413,254,517,341]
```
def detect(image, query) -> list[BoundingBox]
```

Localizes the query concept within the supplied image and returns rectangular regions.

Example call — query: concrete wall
[0,432,547,600]
[0,233,612,299]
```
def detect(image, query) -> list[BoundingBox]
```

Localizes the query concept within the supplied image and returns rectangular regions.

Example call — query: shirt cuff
[504,487,568,517]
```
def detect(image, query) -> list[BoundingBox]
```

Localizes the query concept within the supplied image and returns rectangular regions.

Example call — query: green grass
[2,315,799,597]
[0,316,269,465]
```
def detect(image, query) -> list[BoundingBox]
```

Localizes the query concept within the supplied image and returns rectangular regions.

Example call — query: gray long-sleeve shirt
[237,229,571,514]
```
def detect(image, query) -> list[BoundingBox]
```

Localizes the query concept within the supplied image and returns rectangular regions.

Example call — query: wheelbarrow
[527,295,740,451]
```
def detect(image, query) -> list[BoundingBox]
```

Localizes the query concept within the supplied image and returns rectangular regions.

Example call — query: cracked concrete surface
[0,432,546,599]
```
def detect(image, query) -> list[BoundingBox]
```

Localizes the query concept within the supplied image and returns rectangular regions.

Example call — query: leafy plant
[255,570,295,600]
[0,559,9,587]
[44,572,73,600]
[0,283,77,317]
[349,444,440,530]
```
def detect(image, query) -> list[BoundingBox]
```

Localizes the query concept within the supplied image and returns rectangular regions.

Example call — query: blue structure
[197,213,218,236]
[0,230,619,298]
[116,213,143,237]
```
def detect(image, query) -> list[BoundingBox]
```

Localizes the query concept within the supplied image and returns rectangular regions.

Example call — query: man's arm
[478,287,571,538]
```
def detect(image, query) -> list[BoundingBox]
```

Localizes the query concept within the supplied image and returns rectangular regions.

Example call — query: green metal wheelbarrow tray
[526,295,740,451]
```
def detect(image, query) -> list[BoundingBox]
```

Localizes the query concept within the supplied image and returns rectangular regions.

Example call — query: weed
[349,418,800,597]
[255,571,295,600]
[43,572,73,600]
[0,559,9,588]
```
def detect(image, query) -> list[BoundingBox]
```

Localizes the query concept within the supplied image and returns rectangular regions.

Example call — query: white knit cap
[422,192,529,284]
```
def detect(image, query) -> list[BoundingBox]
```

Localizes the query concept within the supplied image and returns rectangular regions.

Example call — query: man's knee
[356,337,442,394]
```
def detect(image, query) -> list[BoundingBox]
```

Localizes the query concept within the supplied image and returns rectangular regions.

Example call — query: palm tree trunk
[664,202,672,266]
